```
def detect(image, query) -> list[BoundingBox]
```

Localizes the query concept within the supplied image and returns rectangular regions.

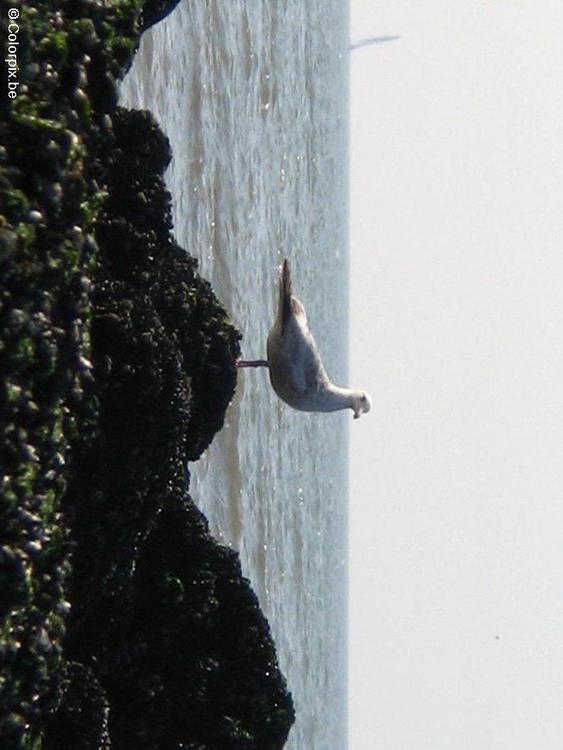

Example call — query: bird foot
[236,359,269,368]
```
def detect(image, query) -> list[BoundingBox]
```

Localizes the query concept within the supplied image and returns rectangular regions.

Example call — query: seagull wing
[280,310,330,395]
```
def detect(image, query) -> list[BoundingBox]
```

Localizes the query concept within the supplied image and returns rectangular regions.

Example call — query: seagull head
[352,390,372,420]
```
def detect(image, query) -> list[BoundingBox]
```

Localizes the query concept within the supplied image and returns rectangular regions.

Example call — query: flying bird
[237,259,372,419]
[349,36,400,50]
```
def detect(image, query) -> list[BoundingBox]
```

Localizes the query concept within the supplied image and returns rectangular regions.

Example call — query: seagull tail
[280,258,292,332]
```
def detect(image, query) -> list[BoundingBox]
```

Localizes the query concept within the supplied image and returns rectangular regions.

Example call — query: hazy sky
[349,2,563,748]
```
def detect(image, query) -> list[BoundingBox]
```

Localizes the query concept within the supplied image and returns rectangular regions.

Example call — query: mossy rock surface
[1,2,294,749]
[1,0,138,744]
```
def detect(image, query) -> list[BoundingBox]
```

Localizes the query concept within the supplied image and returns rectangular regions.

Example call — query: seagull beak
[353,393,372,419]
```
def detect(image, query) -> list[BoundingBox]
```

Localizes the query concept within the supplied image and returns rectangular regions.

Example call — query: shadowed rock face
[1,2,295,749]
[55,106,294,748]
[68,496,294,750]
[63,106,242,639]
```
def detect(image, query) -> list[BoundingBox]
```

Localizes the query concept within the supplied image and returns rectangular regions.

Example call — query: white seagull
[237,259,372,419]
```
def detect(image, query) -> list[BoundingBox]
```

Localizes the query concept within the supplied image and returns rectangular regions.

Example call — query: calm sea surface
[120,2,350,747]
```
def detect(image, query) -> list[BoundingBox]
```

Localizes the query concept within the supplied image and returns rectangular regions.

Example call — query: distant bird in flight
[350,36,400,50]
[237,259,372,419]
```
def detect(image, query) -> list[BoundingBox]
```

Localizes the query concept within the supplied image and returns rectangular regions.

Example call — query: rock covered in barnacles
[2,2,293,749]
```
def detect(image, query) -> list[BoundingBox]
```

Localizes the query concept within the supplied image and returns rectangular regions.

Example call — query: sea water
[120,2,349,747]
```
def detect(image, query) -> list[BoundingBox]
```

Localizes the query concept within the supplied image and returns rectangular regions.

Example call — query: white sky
[349,2,563,748]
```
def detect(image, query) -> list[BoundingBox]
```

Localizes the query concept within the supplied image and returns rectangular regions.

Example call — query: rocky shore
[0,1,294,748]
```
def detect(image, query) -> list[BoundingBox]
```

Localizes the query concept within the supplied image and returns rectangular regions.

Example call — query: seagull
[237,259,372,419]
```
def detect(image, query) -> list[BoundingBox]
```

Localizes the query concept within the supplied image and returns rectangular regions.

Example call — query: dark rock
[1,2,294,749]
[43,662,111,750]
[98,496,295,750]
